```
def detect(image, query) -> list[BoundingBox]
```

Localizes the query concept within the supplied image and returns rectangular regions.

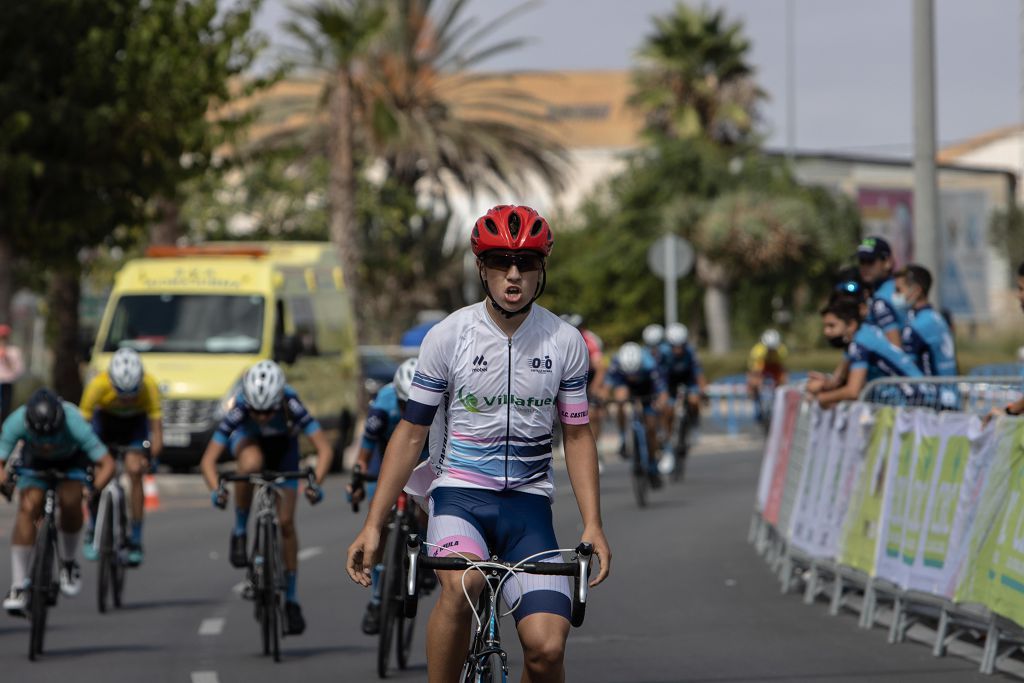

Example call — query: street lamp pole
[913,0,942,305]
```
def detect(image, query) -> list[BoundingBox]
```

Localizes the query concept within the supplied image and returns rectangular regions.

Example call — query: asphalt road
[0,435,1010,682]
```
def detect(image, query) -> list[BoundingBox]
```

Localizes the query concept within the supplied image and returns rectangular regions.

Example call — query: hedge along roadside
[753,387,1024,623]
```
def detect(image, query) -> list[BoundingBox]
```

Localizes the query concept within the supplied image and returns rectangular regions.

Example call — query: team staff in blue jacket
[807,299,923,409]
[857,236,905,347]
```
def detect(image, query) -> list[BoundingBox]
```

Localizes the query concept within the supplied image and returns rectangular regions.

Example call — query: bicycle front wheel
[262,519,281,663]
[97,496,113,613]
[631,426,648,508]
[470,653,507,683]
[377,519,401,677]
[29,520,55,660]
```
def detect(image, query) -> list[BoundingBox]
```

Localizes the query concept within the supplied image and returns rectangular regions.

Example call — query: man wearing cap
[857,236,904,346]
[0,326,25,423]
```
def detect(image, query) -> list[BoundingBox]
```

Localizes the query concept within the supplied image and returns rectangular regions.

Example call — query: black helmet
[25,389,65,436]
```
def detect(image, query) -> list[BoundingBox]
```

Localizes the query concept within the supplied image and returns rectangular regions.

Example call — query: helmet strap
[479,268,546,319]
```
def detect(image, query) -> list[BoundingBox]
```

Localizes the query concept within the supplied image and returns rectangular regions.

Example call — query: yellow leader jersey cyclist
[81,372,162,423]
[747,342,788,385]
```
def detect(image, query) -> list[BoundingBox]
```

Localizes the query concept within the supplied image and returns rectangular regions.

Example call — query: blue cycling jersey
[846,323,924,382]
[0,403,107,464]
[902,305,957,377]
[212,384,321,446]
[607,347,668,397]
[661,344,702,390]
[866,278,906,334]
[359,383,428,476]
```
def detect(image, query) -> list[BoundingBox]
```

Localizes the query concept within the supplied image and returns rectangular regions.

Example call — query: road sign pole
[665,236,678,326]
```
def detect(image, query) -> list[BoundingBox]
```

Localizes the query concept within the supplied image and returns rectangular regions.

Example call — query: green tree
[630,2,763,145]
[284,0,389,308]
[0,0,264,397]
[285,0,566,336]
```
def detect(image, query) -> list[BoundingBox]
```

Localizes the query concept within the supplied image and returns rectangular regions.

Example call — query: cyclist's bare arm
[148,418,163,461]
[346,419,428,586]
[92,453,117,490]
[561,422,611,586]
[308,429,333,484]
[200,440,226,491]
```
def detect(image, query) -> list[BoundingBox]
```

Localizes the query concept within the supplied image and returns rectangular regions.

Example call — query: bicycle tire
[265,519,281,663]
[377,518,401,677]
[255,521,270,657]
[29,518,54,660]
[631,425,648,508]
[395,516,416,670]
[98,495,113,613]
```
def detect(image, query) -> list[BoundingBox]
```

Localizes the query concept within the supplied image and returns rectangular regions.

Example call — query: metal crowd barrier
[750,377,1024,676]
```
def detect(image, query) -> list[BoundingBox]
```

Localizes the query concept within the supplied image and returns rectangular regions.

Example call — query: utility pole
[786,0,796,161]
[913,0,942,305]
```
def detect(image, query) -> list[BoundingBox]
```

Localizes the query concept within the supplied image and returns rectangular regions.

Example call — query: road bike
[3,466,90,661]
[614,397,659,507]
[404,536,593,683]
[666,388,702,483]
[216,469,316,662]
[93,443,149,613]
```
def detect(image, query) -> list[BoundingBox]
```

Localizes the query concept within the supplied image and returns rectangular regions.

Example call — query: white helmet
[109,348,143,393]
[243,360,286,411]
[617,342,644,374]
[642,324,664,347]
[761,329,782,350]
[666,323,689,346]
[393,358,418,402]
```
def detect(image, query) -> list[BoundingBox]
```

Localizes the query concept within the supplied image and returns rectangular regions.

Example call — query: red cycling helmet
[471,205,553,257]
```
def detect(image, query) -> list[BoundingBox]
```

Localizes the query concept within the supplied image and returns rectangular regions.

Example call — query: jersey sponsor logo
[365,414,383,432]
[457,386,481,413]
[528,355,553,374]
[455,385,555,412]
[472,355,488,372]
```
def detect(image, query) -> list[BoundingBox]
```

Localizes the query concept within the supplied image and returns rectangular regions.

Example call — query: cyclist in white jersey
[347,205,611,683]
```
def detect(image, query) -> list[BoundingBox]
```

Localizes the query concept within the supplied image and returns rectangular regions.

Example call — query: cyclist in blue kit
[200,360,333,636]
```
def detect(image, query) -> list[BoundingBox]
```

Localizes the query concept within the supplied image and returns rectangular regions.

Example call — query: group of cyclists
[0,204,612,682]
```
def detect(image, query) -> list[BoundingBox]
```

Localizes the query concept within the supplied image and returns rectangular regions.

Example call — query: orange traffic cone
[143,474,160,511]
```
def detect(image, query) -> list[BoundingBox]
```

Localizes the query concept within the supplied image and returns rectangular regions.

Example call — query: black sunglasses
[481,252,544,273]
[251,408,275,417]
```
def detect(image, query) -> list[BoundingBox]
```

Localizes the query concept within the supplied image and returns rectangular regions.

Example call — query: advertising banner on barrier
[943,417,1000,597]
[838,407,893,575]
[876,408,919,587]
[954,418,1024,609]
[789,405,835,556]
[763,391,803,526]
[824,403,873,559]
[778,402,813,538]
[756,388,794,513]
[906,411,975,596]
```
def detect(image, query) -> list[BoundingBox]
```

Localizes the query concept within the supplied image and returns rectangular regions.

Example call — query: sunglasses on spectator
[481,253,544,273]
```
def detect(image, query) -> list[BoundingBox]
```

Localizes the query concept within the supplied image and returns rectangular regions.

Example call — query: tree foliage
[0,0,265,395]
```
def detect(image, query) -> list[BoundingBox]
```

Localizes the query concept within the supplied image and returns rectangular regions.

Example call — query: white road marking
[191,672,219,683]
[298,546,323,561]
[198,617,225,636]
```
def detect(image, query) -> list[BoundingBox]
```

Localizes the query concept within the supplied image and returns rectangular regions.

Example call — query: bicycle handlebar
[403,535,593,627]
[218,469,315,487]
[2,466,91,502]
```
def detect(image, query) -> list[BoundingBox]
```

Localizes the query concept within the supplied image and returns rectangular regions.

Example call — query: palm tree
[285,0,388,301]
[285,0,567,334]
[630,3,763,145]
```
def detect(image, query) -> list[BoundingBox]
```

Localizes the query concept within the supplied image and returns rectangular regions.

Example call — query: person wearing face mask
[808,299,923,409]
[857,236,905,347]
[894,265,958,375]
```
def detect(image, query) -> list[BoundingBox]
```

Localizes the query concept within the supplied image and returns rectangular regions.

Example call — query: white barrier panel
[874,408,918,588]
[789,405,837,557]
[755,387,790,513]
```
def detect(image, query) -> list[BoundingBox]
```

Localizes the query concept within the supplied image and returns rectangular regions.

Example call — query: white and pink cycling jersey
[403,302,590,500]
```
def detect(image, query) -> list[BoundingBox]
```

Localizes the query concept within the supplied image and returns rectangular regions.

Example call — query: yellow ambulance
[87,242,360,471]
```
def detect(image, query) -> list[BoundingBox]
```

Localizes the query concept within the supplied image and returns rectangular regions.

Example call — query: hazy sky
[254,0,1021,156]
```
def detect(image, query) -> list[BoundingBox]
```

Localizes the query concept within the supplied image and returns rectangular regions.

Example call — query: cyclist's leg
[642,405,660,466]
[8,486,43,601]
[233,436,263,532]
[498,492,571,682]
[612,386,629,456]
[56,478,86,595]
[425,488,488,683]
[124,451,147,539]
